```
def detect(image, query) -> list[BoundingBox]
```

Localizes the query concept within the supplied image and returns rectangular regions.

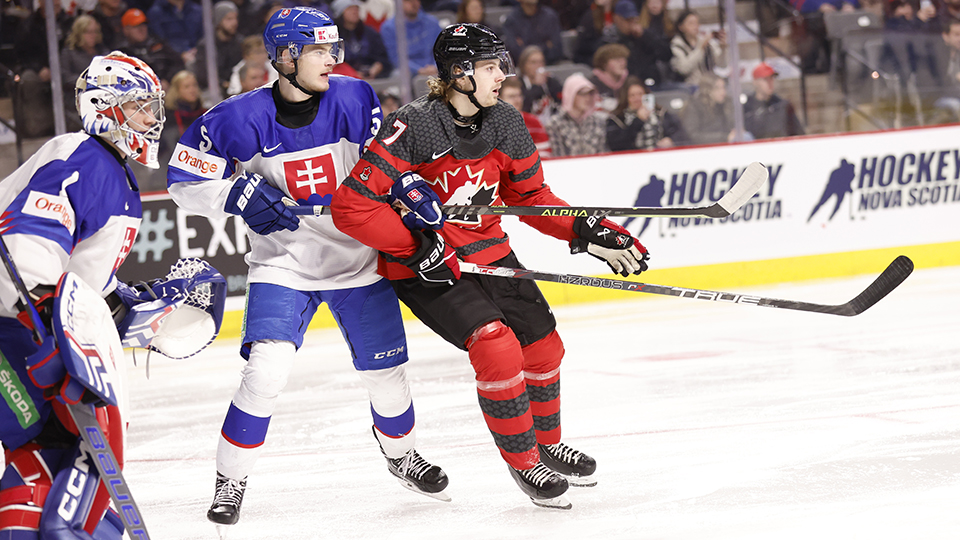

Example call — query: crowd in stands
[4,0,960,189]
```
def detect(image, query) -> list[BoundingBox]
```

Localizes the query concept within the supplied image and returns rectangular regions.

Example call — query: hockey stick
[0,235,151,540]
[291,162,769,219]
[460,255,914,316]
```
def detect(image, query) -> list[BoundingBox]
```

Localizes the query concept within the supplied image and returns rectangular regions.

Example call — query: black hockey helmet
[433,23,515,82]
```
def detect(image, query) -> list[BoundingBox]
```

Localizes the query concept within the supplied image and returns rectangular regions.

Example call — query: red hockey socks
[467,321,539,470]
[522,330,564,446]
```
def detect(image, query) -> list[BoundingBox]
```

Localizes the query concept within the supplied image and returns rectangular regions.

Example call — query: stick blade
[711,162,768,217]
[837,255,914,316]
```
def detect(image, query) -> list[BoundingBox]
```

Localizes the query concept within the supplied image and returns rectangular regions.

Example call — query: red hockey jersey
[332,95,577,280]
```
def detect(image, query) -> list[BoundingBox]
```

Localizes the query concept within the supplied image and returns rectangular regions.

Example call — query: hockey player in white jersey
[0,52,164,540]
[166,6,449,530]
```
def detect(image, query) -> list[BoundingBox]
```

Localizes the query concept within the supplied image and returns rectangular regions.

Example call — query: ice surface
[124,266,960,539]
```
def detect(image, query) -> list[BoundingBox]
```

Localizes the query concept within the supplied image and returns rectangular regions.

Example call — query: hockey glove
[26,341,104,406]
[390,172,445,230]
[571,215,649,277]
[401,229,460,287]
[224,171,300,235]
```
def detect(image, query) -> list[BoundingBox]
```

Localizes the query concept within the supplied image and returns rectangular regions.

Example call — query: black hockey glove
[571,215,650,277]
[401,230,461,287]
[225,170,300,235]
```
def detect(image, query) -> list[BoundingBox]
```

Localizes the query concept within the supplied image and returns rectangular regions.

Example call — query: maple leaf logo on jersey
[359,165,372,182]
[424,165,498,227]
[283,154,336,205]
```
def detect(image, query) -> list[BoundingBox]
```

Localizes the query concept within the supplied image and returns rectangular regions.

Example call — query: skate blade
[216,524,232,539]
[530,493,572,510]
[397,478,453,502]
[566,473,597,487]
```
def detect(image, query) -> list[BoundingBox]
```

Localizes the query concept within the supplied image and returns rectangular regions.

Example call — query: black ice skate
[207,472,247,528]
[384,448,452,502]
[508,462,572,510]
[539,442,598,487]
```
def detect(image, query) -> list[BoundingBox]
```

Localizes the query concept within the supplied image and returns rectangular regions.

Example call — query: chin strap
[273,60,324,98]
[449,74,487,114]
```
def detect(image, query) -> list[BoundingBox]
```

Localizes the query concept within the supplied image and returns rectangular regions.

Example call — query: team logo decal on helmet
[263,6,344,64]
[433,23,515,83]
[76,51,165,169]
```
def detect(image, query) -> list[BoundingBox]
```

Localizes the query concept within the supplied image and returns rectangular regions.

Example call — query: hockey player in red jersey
[331,23,649,509]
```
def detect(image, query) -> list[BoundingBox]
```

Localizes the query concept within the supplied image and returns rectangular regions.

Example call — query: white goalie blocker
[117,258,227,360]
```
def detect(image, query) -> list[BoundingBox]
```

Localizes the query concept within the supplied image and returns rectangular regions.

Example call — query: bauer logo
[23,191,76,234]
[171,143,226,180]
[809,151,960,223]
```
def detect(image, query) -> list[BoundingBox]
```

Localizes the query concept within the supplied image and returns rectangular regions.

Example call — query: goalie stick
[0,235,151,540]
[290,162,769,219]
[460,255,914,316]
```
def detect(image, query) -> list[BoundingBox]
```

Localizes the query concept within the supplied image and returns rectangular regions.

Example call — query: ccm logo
[374,346,405,359]
[172,143,226,179]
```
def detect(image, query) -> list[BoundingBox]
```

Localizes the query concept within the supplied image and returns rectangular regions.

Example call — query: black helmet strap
[274,55,323,98]
[449,73,487,112]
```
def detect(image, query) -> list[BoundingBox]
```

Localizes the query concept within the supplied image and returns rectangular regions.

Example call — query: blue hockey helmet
[263,7,344,64]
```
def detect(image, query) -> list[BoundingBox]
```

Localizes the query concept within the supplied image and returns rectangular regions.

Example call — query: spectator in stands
[501,75,552,156]
[541,0,595,30]
[226,35,278,96]
[380,0,442,76]
[456,0,485,24]
[14,0,70,136]
[589,43,631,112]
[743,62,805,139]
[238,61,268,93]
[789,0,858,73]
[378,89,402,116]
[670,10,727,86]
[573,0,617,65]
[335,0,392,79]
[545,73,608,156]
[631,0,677,87]
[607,76,689,151]
[885,0,935,30]
[88,0,127,49]
[194,0,243,96]
[930,18,960,121]
[118,8,185,89]
[61,15,108,130]
[160,70,206,164]
[359,0,395,31]
[501,0,565,64]
[517,45,563,123]
[233,0,264,37]
[147,0,203,63]
[681,72,735,144]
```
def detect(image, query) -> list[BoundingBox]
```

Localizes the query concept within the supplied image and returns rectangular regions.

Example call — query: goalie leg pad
[0,443,64,535]
[522,330,564,445]
[467,321,539,470]
[39,440,110,540]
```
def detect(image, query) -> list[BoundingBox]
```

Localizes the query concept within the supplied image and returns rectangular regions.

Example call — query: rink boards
[122,125,960,338]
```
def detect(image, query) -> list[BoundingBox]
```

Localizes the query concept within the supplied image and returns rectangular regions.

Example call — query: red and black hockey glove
[401,229,460,287]
[571,215,650,277]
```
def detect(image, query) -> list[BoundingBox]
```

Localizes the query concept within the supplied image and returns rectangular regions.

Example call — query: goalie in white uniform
[0,52,225,540]
[165,6,449,530]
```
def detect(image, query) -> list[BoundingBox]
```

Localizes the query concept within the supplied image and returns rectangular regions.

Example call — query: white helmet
[76,52,165,169]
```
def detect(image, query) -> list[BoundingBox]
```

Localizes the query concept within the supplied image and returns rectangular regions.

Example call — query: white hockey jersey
[0,133,141,318]
[166,76,383,291]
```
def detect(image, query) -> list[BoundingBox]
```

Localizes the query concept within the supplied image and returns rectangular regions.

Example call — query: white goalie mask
[76,52,165,169]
